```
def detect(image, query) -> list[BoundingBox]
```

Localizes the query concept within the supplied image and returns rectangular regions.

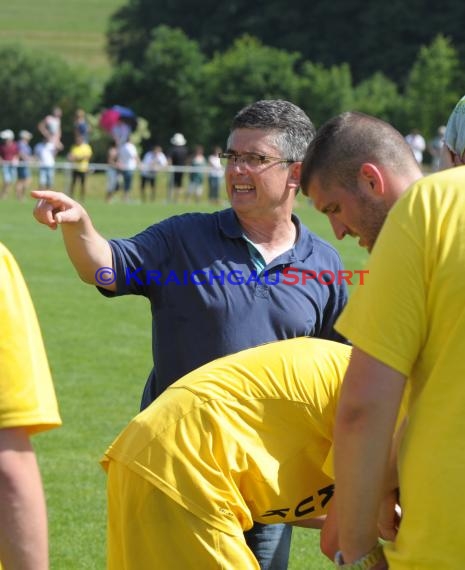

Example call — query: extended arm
[334,347,406,563]
[0,428,48,570]
[32,190,115,291]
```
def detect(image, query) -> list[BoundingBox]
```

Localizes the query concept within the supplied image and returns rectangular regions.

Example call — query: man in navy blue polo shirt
[33,99,348,570]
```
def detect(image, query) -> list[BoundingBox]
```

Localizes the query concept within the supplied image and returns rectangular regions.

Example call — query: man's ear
[359,162,385,196]
[288,161,302,191]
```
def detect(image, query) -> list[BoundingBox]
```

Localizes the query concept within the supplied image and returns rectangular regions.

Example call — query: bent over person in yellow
[101,337,351,569]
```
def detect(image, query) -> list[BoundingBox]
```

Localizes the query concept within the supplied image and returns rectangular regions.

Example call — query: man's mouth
[233,184,255,193]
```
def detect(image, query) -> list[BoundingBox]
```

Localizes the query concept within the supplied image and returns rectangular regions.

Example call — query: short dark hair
[229,99,316,162]
[300,111,418,195]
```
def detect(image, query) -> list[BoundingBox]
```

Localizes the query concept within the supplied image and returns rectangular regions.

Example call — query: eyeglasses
[218,151,294,170]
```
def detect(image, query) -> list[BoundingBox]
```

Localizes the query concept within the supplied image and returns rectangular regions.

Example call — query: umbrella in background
[99,108,120,132]
[112,105,136,120]
[99,105,137,133]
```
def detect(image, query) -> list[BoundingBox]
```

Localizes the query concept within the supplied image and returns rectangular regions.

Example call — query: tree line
[107,0,465,86]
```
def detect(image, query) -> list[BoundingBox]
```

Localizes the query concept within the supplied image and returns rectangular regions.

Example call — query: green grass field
[0,0,124,73]
[1,175,368,569]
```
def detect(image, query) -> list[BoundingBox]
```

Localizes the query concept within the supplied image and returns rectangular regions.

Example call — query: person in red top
[0,130,19,199]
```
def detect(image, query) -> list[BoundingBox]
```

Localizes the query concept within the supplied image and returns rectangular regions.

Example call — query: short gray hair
[228,99,316,162]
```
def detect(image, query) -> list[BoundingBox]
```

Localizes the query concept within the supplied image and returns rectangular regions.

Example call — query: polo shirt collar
[292,214,315,261]
[218,208,244,238]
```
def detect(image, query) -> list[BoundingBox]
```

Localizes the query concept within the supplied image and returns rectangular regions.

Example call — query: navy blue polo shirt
[99,209,348,409]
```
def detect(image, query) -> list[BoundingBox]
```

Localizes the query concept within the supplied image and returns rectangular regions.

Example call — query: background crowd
[0,107,225,204]
[0,102,449,207]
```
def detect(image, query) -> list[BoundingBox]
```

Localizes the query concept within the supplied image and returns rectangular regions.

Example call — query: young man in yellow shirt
[301,111,465,569]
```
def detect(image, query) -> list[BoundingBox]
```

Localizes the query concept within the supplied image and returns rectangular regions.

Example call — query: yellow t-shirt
[0,243,61,433]
[69,143,92,172]
[336,166,465,569]
[103,337,351,534]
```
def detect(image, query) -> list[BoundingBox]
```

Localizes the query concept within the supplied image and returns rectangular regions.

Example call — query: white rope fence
[0,160,223,175]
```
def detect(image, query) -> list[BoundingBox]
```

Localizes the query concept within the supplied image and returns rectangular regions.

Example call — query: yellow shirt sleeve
[0,243,61,434]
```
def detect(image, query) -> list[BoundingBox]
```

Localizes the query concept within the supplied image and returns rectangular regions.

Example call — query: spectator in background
[16,130,33,201]
[166,132,188,203]
[405,127,426,165]
[428,125,446,171]
[186,145,206,203]
[0,241,62,569]
[117,137,139,202]
[139,145,168,202]
[207,145,224,205]
[34,137,58,190]
[67,134,93,200]
[105,142,120,203]
[0,129,19,199]
[38,106,63,151]
[111,118,132,148]
[74,108,91,143]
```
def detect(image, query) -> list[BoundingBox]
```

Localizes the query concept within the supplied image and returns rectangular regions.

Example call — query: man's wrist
[334,541,384,568]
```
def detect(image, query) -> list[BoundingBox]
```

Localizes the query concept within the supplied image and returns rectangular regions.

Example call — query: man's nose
[329,216,349,240]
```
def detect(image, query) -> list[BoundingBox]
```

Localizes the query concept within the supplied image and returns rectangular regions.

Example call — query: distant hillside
[0,0,124,74]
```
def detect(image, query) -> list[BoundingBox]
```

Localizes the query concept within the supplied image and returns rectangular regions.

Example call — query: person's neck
[238,213,297,264]
[386,169,423,207]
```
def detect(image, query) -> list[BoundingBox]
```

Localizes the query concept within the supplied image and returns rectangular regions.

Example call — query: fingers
[378,506,400,540]
[377,489,401,542]
[378,521,397,541]
[31,190,81,229]
[31,190,71,205]
[32,199,59,230]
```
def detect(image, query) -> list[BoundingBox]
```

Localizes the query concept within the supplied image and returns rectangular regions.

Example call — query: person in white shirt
[34,139,59,190]
[405,128,426,164]
[139,145,168,202]
[37,106,63,151]
[207,146,224,205]
[117,139,139,201]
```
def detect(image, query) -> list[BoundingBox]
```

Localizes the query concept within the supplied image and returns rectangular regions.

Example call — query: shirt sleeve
[0,245,62,434]
[98,219,175,299]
